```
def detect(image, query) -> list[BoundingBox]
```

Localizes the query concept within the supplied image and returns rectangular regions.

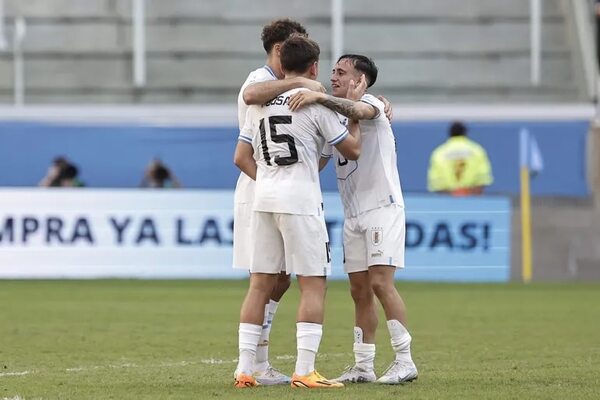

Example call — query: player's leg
[234,211,284,388]
[270,271,291,301]
[292,274,341,388]
[235,272,278,387]
[295,274,326,377]
[365,205,418,384]
[233,203,289,384]
[369,266,417,384]
[334,217,377,383]
[253,271,291,381]
[280,213,342,389]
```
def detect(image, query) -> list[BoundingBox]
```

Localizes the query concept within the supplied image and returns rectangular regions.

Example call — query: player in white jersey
[289,54,418,384]
[232,36,361,389]
[233,19,325,385]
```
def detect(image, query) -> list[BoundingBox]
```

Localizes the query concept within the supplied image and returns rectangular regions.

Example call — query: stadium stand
[0,0,590,103]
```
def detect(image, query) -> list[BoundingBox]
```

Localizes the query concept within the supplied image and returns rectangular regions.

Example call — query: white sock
[353,326,375,371]
[387,319,413,363]
[254,300,279,372]
[237,323,262,376]
[295,322,322,376]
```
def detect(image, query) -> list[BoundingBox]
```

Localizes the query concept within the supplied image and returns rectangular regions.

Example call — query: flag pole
[519,129,533,282]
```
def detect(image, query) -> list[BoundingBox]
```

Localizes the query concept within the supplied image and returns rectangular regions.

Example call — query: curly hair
[261,18,308,53]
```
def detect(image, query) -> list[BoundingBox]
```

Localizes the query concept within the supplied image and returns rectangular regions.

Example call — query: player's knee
[249,274,278,294]
[370,277,393,298]
[350,281,373,304]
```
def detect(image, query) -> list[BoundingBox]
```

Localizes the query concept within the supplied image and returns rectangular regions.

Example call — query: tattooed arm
[288,91,378,120]
[319,95,378,120]
[288,74,378,120]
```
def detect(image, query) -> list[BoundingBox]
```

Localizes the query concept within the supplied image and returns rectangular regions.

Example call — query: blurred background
[0,0,599,282]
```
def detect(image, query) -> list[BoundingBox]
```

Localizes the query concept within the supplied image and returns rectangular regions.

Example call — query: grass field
[1,280,599,399]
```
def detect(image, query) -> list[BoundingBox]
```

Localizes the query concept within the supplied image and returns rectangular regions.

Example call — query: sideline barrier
[0,189,510,282]
[0,118,590,197]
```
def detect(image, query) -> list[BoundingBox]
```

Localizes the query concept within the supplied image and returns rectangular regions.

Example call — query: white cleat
[334,365,377,383]
[376,360,418,384]
[253,365,291,385]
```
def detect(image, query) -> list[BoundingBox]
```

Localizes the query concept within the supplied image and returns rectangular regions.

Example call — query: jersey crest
[371,227,383,246]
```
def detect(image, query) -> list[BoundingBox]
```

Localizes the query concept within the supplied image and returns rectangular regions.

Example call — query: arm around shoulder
[243,77,324,105]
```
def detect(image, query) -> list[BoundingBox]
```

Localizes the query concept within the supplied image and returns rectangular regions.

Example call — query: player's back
[246,88,348,216]
[237,65,277,130]
[334,94,404,217]
[234,65,277,206]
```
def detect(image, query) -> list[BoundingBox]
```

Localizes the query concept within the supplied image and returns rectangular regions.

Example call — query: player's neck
[284,72,311,80]
[265,56,283,79]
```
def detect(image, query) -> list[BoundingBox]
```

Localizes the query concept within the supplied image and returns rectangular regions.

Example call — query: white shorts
[251,211,331,277]
[232,202,253,270]
[343,204,405,273]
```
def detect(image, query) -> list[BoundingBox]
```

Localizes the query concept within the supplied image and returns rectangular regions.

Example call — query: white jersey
[323,94,404,218]
[239,88,349,216]
[234,65,278,204]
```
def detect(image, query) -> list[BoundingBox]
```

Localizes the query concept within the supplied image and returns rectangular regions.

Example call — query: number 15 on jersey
[259,115,299,166]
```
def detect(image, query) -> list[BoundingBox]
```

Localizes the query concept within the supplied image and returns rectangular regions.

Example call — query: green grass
[1,280,599,399]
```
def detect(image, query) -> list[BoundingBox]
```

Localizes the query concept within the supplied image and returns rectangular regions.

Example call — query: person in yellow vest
[427,121,493,196]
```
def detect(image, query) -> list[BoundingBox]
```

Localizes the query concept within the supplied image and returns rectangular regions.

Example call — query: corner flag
[519,128,543,283]
[520,128,544,174]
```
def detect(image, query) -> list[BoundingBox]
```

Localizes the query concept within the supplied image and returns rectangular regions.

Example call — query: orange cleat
[291,370,344,388]
[234,373,259,388]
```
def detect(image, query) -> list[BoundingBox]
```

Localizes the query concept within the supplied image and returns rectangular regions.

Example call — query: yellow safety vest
[427,136,493,193]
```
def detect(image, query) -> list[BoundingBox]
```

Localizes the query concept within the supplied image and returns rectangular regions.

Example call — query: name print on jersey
[264,95,290,107]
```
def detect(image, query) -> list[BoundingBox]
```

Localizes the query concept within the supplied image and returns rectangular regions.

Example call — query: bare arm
[319,156,330,171]
[289,74,377,120]
[233,141,257,180]
[377,95,393,121]
[38,166,60,187]
[288,91,377,120]
[243,77,325,105]
[319,95,378,121]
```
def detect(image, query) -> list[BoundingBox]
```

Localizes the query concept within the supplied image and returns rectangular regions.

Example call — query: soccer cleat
[291,370,344,388]
[334,365,377,383]
[376,360,418,384]
[254,365,291,385]
[234,373,259,388]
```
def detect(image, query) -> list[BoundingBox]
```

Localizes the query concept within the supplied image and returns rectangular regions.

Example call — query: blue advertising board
[0,189,510,282]
[324,193,511,282]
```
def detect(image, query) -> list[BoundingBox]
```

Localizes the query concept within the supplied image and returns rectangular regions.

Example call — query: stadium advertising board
[0,189,511,282]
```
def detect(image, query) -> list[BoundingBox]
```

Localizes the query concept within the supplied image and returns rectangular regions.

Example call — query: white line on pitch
[1,353,352,377]
[0,371,31,377]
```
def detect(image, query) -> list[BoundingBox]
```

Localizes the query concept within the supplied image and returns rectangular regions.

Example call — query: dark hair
[280,35,320,74]
[152,165,170,184]
[60,164,79,180]
[261,18,307,53]
[53,156,68,167]
[337,54,378,88]
[449,121,467,137]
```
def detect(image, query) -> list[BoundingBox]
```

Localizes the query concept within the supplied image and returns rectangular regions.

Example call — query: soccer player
[232,35,361,389]
[234,18,324,385]
[288,55,418,384]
